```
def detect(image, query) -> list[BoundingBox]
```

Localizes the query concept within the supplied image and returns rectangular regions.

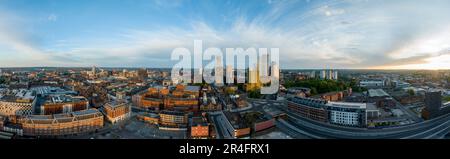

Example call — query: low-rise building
[287,97,328,122]
[287,96,367,127]
[138,85,199,112]
[104,101,131,124]
[359,79,386,88]
[40,95,89,115]
[319,91,344,101]
[220,111,251,138]
[136,112,159,125]
[159,110,188,129]
[0,89,36,116]
[22,109,104,136]
[190,115,210,138]
[2,123,23,136]
[327,102,367,127]
[366,103,380,119]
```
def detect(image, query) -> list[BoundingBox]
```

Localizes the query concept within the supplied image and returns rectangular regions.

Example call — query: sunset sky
[0,0,450,69]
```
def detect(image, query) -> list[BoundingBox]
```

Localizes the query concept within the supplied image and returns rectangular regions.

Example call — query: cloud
[0,11,51,67]
[1,0,450,69]
[47,14,58,21]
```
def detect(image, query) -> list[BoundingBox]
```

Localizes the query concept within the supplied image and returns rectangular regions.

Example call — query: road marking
[424,122,450,139]
[277,119,324,139]
[401,119,450,139]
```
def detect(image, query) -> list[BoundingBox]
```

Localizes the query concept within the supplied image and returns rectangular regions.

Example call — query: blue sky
[1,0,450,69]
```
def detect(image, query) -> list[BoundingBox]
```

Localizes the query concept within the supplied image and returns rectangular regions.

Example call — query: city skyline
[1,0,450,70]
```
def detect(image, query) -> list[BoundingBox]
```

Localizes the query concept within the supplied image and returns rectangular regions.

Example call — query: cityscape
[1,67,450,139]
[1,0,450,140]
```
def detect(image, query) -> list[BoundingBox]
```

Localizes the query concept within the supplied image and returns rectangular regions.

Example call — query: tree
[443,96,450,102]
[310,87,318,95]
[407,89,415,96]
[248,89,262,98]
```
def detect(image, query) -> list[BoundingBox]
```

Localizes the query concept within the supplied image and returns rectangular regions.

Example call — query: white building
[333,71,338,80]
[327,102,367,127]
[321,70,327,79]
[359,79,386,88]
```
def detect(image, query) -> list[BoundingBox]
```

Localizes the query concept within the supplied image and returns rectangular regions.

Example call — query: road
[270,99,450,139]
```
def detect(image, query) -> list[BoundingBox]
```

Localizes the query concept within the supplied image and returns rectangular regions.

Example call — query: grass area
[444,96,450,102]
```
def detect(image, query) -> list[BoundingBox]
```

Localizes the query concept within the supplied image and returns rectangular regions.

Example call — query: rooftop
[191,116,208,126]
[26,109,102,123]
[160,110,185,116]
[104,101,129,108]
[185,86,200,92]
[368,89,390,97]
[327,101,367,109]
[45,95,86,104]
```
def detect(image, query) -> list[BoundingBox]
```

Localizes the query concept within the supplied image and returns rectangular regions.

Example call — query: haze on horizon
[0,0,450,70]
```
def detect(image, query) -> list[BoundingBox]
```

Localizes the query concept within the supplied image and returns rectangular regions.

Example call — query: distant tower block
[321,70,327,79]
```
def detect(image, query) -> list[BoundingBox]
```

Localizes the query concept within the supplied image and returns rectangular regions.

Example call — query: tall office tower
[272,62,280,79]
[423,91,442,119]
[248,64,258,84]
[310,71,315,78]
[226,65,234,84]
[333,71,338,80]
[92,66,96,74]
[321,70,327,79]
[328,70,334,80]
[215,56,224,85]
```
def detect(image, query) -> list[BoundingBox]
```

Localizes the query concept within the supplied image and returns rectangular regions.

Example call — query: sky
[0,0,450,69]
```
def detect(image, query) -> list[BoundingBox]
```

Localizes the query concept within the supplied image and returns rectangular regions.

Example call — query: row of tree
[284,78,367,96]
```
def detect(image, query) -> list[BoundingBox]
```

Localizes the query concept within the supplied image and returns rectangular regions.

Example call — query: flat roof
[327,101,366,109]
[368,89,390,97]
[72,109,100,116]
[185,86,200,92]
[105,101,128,108]
[191,117,208,126]
[366,103,378,111]
[160,110,185,116]
[45,95,87,104]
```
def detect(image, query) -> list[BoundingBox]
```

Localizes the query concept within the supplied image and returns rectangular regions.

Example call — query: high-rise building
[422,91,442,119]
[272,61,280,80]
[92,66,96,75]
[333,71,338,80]
[226,65,233,83]
[321,70,327,79]
[329,70,334,80]
[215,56,224,85]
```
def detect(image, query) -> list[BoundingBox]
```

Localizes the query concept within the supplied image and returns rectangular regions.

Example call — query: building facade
[359,79,386,88]
[22,109,104,136]
[287,96,367,127]
[287,97,328,122]
[0,89,35,116]
[159,110,188,128]
[190,116,209,138]
[327,102,367,127]
[40,95,89,115]
[104,102,131,124]
[138,85,199,112]
[422,91,442,119]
